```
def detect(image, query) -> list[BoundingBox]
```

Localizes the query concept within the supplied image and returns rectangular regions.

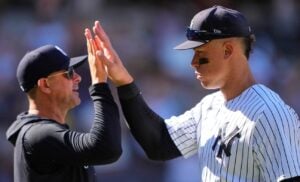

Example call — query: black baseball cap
[174,5,253,50]
[17,45,87,92]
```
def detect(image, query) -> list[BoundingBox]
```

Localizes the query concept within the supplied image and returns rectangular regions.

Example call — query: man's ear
[37,78,51,94]
[224,42,233,59]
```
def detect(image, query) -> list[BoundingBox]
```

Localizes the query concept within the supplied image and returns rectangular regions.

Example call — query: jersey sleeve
[117,82,182,160]
[252,105,300,181]
[165,102,202,158]
[23,83,122,168]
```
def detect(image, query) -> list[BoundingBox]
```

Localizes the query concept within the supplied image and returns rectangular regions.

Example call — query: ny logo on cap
[213,29,222,34]
[20,85,26,92]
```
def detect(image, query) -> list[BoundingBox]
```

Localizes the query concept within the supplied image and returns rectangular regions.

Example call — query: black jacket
[6,83,122,182]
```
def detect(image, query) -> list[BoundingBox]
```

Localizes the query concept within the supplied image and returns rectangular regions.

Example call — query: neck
[221,75,255,101]
[221,59,256,101]
[28,100,67,124]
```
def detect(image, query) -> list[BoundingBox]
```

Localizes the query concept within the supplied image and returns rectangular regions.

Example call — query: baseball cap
[17,45,87,92]
[174,5,253,50]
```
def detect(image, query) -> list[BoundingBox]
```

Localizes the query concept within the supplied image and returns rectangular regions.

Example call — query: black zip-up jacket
[6,83,122,182]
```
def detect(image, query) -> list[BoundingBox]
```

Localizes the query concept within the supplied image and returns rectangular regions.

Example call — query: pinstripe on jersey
[165,84,300,182]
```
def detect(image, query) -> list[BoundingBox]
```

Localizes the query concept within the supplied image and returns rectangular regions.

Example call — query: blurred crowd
[0,0,300,181]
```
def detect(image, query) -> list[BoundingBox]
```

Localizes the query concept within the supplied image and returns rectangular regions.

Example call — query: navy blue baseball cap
[174,5,253,50]
[17,45,87,92]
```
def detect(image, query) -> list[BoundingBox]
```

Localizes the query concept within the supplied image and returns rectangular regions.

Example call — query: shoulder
[23,120,67,148]
[246,84,284,116]
[250,84,284,107]
[251,84,299,127]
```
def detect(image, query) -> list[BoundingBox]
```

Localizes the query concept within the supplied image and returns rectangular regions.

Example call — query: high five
[86,6,300,182]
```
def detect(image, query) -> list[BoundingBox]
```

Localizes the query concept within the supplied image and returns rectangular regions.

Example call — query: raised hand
[92,21,133,86]
[84,28,108,84]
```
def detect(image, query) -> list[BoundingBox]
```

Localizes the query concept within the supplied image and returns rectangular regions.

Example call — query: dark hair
[27,86,37,99]
[242,34,256,59]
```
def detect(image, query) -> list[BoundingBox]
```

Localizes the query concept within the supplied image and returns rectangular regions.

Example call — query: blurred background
[0,0,300,181]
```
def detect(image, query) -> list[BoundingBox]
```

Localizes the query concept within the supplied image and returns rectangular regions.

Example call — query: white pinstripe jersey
[165,84,300,182]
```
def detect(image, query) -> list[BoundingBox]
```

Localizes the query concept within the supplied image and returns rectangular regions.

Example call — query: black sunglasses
[47,67,75,80]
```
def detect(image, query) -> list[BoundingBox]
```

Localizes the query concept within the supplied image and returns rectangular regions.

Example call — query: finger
[94,35,105,50]
[94,34,110,62]
[96,50,104,63]
[96,50,102,57]
[90,38,97,56]
[96,50,108,65]
[93,21,113,50]
[85,28,93,40]
[86,29,96,55]
[94,35,102,51]
[94,40,111,64]
[92,37,106,64]
[84,29,93,54]
[97,49,111,67]
[94,35,109,63]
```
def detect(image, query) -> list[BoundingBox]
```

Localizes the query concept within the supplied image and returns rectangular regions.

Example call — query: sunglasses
[47,67,75,80]
[186,28,233,42]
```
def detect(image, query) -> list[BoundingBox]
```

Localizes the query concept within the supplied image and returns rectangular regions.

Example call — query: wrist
[91,75,107,84]
[113,75,134,86]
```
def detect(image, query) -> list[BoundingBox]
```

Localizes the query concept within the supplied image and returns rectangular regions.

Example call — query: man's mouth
[72,86,79,92]
[195,71,202,79]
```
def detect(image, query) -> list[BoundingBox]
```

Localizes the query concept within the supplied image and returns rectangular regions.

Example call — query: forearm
[88,83,122,163]
[118,82,181,160]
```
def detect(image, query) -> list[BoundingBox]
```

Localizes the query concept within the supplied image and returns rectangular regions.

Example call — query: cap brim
[69,55,88,68]
[174,40,206,50]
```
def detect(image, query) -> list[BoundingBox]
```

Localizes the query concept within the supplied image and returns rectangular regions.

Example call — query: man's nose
[73,72,82,83]
[191,54,199,68]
